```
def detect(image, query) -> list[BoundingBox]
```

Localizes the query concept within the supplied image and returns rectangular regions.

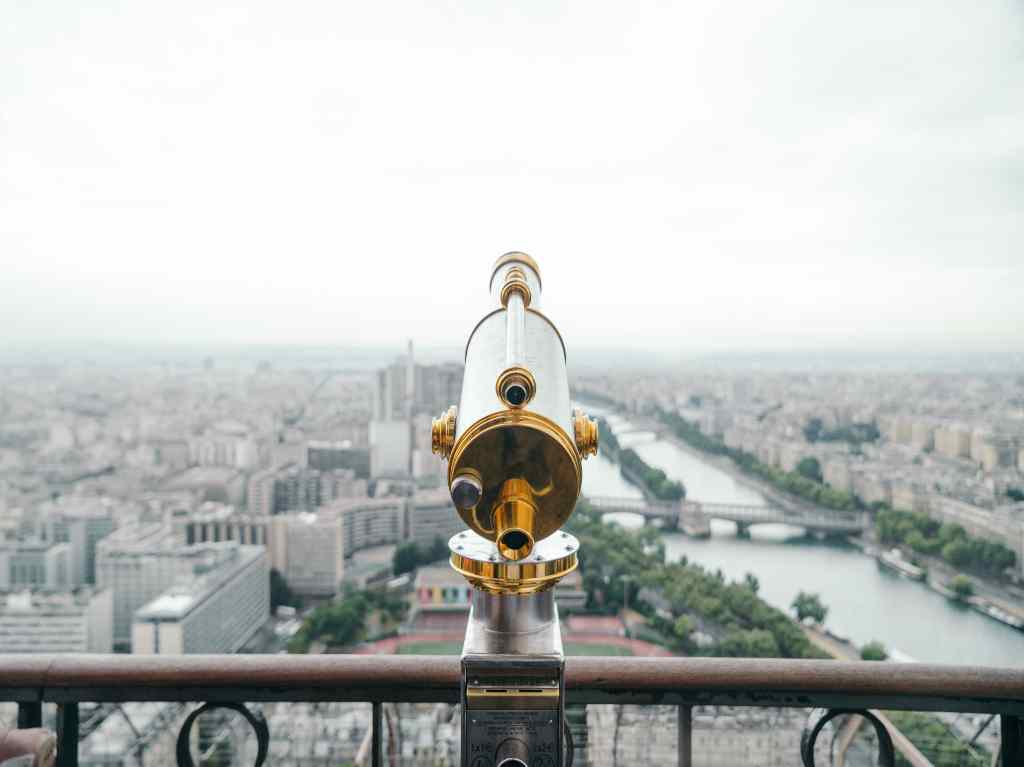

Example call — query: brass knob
[573,409,599,459]
[431,406,457,459]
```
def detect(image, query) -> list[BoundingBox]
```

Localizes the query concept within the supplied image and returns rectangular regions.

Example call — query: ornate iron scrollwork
[800,708,896,767]
[176,702,270,767]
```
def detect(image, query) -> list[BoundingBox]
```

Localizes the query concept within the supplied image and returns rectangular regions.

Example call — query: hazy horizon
[3,1,1022,352]
[3,338,1023,376]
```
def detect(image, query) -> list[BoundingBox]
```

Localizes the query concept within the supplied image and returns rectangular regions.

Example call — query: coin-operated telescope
[432,252,598,767]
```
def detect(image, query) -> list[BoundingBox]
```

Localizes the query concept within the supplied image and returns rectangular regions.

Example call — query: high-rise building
[319,469,369,504]
[283,511,344,598]
[96,524,185,647]
[176,503,270,548]
[0,588,113,653]
[371,346,463,480]
[369,420,411,478]
[36,499,116,585]
[131,545,268,654]
[97,524,266,648]
[247,467,277,516]
[407,489,462,549]
[0,540,70,589]
[187,420,259,471]
[307,442,371,478]
[326,497,406,556]
[247,464,360,514]
[375,355,465,421]
[272,464,322,512]
[414,361,463,417]
[374,359,409,422]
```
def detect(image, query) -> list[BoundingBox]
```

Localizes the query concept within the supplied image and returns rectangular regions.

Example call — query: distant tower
[406,339,415,420]
[406,339,415,474]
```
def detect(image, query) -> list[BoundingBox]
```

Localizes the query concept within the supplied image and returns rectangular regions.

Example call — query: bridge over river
[585,495,869,536]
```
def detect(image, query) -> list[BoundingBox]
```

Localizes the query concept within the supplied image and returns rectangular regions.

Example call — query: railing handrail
[3,655,1023,713]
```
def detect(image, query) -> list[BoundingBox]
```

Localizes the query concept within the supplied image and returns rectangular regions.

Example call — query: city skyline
[2,319,1022,761]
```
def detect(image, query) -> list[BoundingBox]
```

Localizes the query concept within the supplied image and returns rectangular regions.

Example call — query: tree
[803,418,823,443]
[269,568,296,612]
[938,522,966,544]
[744,572,760,594]
[950,574,974,601]
[861,640,888,661]
[393,542,420,575]
[426,536,449,564]
[941,539,971,568]
[717,628,780,658]
[795,457,823,483]
[791,591,828,624]
[568,501,826,660]
[673,615,694,642]
[905,530,927,552]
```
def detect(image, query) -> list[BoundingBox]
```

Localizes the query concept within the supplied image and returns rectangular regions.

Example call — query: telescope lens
[505,383,527,406]
[501,530,529,551]
[451,474,483,510]
[497,528,533,560]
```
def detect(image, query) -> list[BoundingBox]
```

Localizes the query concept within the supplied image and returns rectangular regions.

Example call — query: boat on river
[877,548,926,581]
[968,596,1024,631]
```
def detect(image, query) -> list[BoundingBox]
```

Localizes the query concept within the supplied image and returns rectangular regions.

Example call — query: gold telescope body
[432,253,597,591]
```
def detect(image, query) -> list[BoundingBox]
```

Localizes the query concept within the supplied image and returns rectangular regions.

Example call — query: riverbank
[612,406,1024,633]
[852,537,1024,632]
[582,403,1024,667]
[659,430,828,516]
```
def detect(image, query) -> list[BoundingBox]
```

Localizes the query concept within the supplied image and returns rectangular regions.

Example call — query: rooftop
[414,565,466,589]
[134,544,264,621]
[0,587,108,614]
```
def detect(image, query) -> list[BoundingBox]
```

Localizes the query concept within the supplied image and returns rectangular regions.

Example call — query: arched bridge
[585,495,869,536]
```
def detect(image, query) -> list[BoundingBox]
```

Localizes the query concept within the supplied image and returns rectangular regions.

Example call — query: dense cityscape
[4,0,1023,758]
[578,368,1024,579]
[1,345,1022,764]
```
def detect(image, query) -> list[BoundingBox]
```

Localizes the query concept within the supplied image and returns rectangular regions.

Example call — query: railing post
[17,701,42,729]
[371,701,382,767]
[56,702,78,767]
[1002,715,1023,766]
[678,705,692,767]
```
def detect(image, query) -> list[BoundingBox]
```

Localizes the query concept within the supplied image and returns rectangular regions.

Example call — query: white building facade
[132,545,268,654]
[0,588,113,653]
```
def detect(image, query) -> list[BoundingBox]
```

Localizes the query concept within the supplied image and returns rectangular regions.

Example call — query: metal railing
[3,655,1023,766]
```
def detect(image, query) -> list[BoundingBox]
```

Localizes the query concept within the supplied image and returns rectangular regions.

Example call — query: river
[578,406,1024,668]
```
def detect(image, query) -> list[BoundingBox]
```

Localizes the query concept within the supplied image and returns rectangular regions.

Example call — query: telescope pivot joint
[573,408,599,459]
[431,405,457,459]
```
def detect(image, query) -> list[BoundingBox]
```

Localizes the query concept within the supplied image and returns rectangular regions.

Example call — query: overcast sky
[2,1,1022,355]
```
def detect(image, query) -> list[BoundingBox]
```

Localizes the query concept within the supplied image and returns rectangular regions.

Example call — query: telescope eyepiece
[496,367,536,409]
[504,382,527,406]
[497,528,533,561]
